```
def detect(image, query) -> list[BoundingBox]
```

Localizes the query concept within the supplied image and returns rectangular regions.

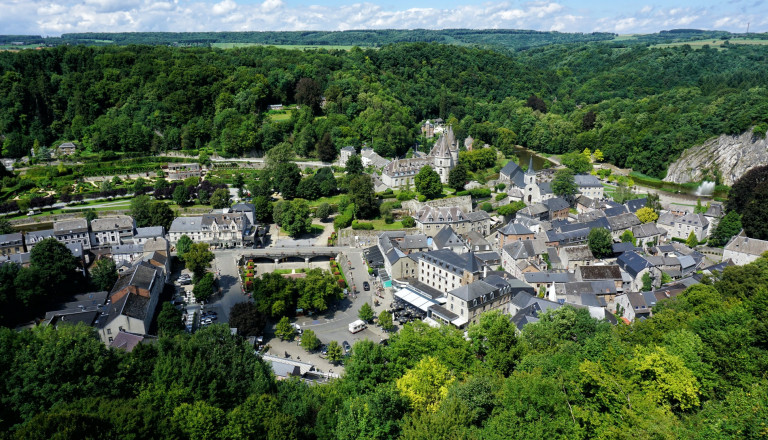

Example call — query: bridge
[242,246,343,264]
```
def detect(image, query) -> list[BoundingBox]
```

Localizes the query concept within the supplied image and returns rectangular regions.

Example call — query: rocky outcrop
[664,129,768,186]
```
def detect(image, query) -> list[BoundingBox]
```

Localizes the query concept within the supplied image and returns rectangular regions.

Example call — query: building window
[107,328,111,335]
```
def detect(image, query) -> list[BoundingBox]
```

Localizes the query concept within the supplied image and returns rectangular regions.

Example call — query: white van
[348,319,367,334]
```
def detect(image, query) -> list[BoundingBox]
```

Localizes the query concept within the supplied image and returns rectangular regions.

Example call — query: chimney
[483,265,488,278]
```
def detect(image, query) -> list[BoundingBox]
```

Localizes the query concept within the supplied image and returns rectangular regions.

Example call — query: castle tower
[429,126,456,184]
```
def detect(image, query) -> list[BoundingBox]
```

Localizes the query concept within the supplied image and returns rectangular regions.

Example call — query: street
[202,245,394,374]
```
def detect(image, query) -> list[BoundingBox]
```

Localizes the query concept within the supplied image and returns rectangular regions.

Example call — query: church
[381,126,459,189]
[499,157,554,205]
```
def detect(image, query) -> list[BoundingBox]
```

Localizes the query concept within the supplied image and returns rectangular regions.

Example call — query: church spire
[526,156,535,175]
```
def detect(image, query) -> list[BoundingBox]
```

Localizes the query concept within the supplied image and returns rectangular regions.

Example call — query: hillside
[1,39,768,177]
[665,128,768,186]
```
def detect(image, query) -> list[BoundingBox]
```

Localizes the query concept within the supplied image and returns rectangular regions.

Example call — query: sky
[0,0,765,36]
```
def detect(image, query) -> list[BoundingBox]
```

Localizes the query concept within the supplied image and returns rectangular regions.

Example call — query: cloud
[1,0,767,37]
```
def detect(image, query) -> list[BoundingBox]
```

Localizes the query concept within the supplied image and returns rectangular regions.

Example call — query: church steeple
[526,156,535,175]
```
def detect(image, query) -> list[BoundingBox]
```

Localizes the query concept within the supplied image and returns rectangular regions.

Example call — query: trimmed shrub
[352,221,374,230]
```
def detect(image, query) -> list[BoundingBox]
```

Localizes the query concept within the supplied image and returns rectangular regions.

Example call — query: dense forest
[2,255,768,439]
[2,38,768,177]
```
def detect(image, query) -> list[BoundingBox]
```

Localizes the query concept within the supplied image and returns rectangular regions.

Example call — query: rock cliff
[664,129,768,186]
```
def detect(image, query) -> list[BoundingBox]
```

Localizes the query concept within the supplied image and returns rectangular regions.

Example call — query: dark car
[342,340,352,354]
[320,344,328,356]
[363,282,370,291]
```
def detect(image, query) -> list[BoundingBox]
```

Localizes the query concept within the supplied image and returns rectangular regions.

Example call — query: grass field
[268,110,292,121]
[369,219,407,230]
[211,43,357,50]
[651,38,768,50]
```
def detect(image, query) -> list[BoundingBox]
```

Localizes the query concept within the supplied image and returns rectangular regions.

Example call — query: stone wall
[664,128,768,186]
[402,195,473,214]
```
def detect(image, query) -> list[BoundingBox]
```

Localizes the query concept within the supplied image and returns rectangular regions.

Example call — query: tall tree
[345,154,363,175]
[448,162,468,191]
[157,302,184,335]
[358,303,374,322]
[90,258,117,292]
[709,211,742,246]
[176,235,193,261]
[348,174,377,219]
[316,132,336,162]
[30,238,80,296]
[552,168,577,200]
[185,243,214,280]
[209,188,230,209]
[193,272,216,303]
[229,302,266,337]
[414,166,443,200]
[588,227,613,258]
[294,77,323,115]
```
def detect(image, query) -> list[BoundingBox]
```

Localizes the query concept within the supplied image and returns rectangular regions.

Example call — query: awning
[394,288,437,312]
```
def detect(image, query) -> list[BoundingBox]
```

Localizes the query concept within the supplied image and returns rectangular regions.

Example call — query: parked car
[320,344,328,356]
[363,281,370,291]
[342,340,351,354]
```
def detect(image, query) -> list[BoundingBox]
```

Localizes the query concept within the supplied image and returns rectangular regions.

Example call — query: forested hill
[1,40,768,177]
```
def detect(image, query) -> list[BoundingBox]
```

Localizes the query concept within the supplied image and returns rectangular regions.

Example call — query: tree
[620,229,636,246]
[588,227,613,258]
[294,77,323,114]
[642,272,653,291]
[593,148,604,162]
[84,209,98,223]
[348,174,376,219]
[174,401,227,440]
[378,310,394,331]
[193,272,215,302]
[185,243,214,280]
[497,201,526,217]
[686,230,699,248]
[709,211,742,247]
[176,235,193,261]
[741,195,768,240]
[172,185,188,206]
[560,151,591,173]
[526,94,547,113]
[275,317,296,340]
[414,165,442,200]
[157,302,184,335]
[274,162,301,199]
[315,202,332,220]
[210,188,230,209]
[278,199,312,237]
[552,168,576,200]
[467,310,520,376]
[582,110,596,130]
[447,162,468,191]
[300,329,320,351]
[147,201,175,231]
[0,218,14,234]
[90,258,117,292]
[726,164,768,214]
[359,302,374,322]
[229,302,266,337]
[326,340,343,364]
[401,216,415,228]
[316,132,336,162]
[30,238,80,296]
[252,196,273,223]
[132,177,147,195]
[634,345,701,411]
[345,154,363,175]
[636,207,659,223]
[613,182,635,204]
[646,192,662,212]
[396,356,455,413]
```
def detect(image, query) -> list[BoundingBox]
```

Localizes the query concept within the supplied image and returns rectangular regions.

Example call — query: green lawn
[369,219,407,230]
[308,194,345,207]
[268,110,292,121]
[279,224,325,236]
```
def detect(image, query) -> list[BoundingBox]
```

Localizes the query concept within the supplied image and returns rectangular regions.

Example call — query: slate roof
[415,206,468,224]
[134,226,165,239]
[429,304,459,321]
[449,279,497,302]
[112,243,144,255]
[54,218,88,235]
[500,161,526,187]
[503,239,545,260]
[538,181,553,195]
[675,213,709,228]
[617,251,651,278]
[419,249,483,275]
[401,234,429,250]
[607,212,641,231]
[561,245,593,261]
[523,271,570,284]
[143,237,169,253]
[0,232,23,246]
[466,211,491,222]
[169,216,204,233]
[90,216,134,232]
[578,265,622,280]
[612,242,640,254]
[632,223,666,238]
[499,221,533,236]
[603,205,629,217]
[433,226,465,249]
[724,235,768,256]
[476,251,501,264]
[574,174,602,187]
[25,228,55,243]
[109,331,146,352]
[543,197,570,212]
[625,198,648,213]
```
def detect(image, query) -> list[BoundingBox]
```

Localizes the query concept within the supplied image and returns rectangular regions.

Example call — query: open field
[651,38,768,49]
[211,43,358,50]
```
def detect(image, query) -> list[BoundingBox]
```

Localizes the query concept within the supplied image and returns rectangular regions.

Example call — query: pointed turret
[526,156,535,174]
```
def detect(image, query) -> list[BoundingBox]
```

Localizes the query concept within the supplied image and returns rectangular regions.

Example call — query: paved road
[205,246,389,374]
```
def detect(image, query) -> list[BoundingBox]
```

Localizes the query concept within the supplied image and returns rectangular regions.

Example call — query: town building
[0,232,24,256]
[166,163,201,181]
[574,174,604,199]
[90,216,135,248]
[381,127,458,188]
[339,146,356,167]
[417,249,484,293]
[414,205,491,237]
[54,218,91,250]
[723,234,768,265]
